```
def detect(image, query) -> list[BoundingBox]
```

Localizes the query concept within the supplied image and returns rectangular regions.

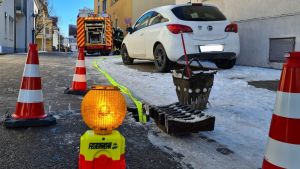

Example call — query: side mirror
[126,27,133,34]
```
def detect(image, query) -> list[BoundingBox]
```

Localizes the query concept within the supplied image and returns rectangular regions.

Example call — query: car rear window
[171,5,226,21]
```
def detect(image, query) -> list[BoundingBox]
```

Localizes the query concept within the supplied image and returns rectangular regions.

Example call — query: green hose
[93,59,147,124]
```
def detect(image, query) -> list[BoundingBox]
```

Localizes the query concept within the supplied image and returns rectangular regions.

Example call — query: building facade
[35,0,59,52]
[0,0,40,54]
[15,0,39,52]
[95,0,175,31]
[0,0,15,53]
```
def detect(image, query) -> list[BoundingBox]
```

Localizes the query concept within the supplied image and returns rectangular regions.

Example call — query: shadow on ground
[248,80,279,91]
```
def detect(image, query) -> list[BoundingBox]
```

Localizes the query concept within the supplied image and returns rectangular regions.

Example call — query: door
[127,12,153,58]
[145,11,169,59]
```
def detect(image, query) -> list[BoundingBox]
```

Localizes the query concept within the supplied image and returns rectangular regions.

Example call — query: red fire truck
[77,11,113,55]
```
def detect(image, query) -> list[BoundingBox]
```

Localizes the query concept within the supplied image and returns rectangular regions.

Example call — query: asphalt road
[0,53,182,169]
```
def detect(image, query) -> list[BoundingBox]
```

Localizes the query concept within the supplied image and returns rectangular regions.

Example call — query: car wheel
[121,45,134,65]
[154,44,171,73]
[215,59,236,69]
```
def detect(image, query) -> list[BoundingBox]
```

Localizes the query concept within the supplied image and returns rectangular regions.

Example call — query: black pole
[31,13,37,44]
[32,29,35,44]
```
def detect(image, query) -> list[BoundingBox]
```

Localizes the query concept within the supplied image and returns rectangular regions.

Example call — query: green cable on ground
[93,59,147,124]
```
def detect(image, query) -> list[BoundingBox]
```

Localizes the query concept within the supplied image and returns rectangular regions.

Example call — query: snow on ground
[86,56,282,168]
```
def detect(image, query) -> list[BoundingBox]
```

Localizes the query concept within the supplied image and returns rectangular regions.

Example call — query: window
[97,0,101,13]
[172,5,226,21]
[111,0,118,6]
[102,0,106,11]
[269,37,295,63]
[9,16,14,40]
[149,12,168,26]
[115,18,118,28]
[134,12,153,32]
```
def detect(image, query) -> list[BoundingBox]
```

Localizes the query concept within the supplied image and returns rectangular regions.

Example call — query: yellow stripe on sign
[93,59,147,124]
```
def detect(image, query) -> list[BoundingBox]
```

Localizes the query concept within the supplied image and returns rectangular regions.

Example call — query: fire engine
[77,10,113,55]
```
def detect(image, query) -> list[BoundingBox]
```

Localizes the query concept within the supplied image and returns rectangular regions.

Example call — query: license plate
[200,45,224,52]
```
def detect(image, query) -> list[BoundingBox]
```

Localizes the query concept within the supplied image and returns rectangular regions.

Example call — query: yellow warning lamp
[79,86,127,169]
[81,86,127,134]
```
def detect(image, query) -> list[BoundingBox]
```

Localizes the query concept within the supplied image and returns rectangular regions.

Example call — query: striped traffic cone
[5,44,56,128]
[65,47,88,95]
[262,52,300,169]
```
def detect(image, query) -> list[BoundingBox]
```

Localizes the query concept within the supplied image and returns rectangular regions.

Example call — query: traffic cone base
[4,115,56,128]
[262,52,300,169]
[4,44,56,128]
[65,48,88,96]
[64,87,88,96]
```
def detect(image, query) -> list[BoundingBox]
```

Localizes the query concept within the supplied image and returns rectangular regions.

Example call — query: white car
[121,3,240,72]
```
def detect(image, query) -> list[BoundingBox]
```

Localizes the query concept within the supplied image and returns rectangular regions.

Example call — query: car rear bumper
[178,52,237,61]
[162,30,240,62]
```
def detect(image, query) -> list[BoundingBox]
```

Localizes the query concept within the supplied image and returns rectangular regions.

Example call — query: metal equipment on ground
[148,103,215,135]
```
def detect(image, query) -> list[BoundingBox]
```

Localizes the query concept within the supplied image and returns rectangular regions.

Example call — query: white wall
[176,0,203,4]
[53,29,59,50]
[0,0,35,53]
[69,35,77,52]
[15,0,35,52]
[131,0,176,24]
[16,16,26,52]
[203,0,300,68]
[205,0,300,22]
[0,0,15,53]
[26,0,35,45]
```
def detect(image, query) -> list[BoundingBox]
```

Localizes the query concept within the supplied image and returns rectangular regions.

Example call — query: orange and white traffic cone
[5,44,56,128]
[65,47,88,95]
[262,52,300,169]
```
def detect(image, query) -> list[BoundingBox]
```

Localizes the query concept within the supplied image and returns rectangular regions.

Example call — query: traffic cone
[65,47,88,95]
[262,52,300,169]
[4,44,56,128]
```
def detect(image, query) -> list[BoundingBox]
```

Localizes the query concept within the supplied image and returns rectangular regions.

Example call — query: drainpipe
[14,0,16,52]
[24,0,27,52]
[43,11,46,51]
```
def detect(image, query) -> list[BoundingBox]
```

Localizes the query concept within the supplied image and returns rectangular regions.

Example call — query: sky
[48,0,94,36]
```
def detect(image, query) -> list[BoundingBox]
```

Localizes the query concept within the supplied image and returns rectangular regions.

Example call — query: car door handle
[139,33,144,36]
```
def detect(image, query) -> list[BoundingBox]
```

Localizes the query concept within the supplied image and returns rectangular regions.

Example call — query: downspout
[25,0,27,52]
[14,0,16,52]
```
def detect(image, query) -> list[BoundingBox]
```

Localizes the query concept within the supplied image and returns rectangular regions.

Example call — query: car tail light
[225,23,238,33]
[167,24,193,34]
